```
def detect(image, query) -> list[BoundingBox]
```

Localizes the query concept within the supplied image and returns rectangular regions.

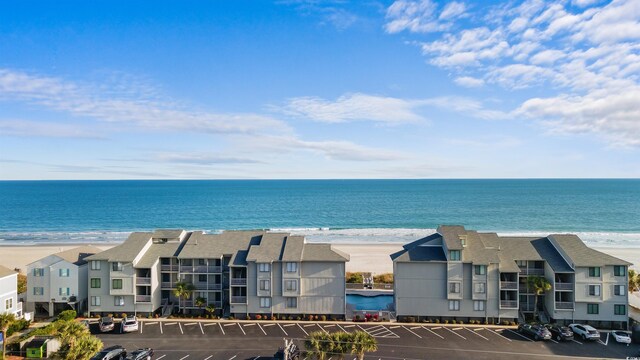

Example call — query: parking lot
[93,320,640,360]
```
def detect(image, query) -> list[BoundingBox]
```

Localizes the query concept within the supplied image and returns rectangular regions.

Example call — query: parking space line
[324,324,335,328]
[549,338,559,344]
[203,356,213,360]
[507,329,533,342]
[243,323,255,327]
[283,324,295,327]
[229,356,237,360]
[389,325,401,329]
[257,323,267,335]
[402,326,422,338]
[179,322,184,334]
[432,327,442,330]
[145,321,158,325]
[263,323,275,327]
[421,326,444,339]
[218,322,225,335]
[297,323,308,336]
[223,323,236,327]
[409,326,421,330]
[199,322,204,335]
[336,324,347,333]
[303,324,315,327]
[452,327,463,330]
[278,323,288,336]
[156,355,166,360]
[203,323,218,326]
[464,328,488,341]
[237,323,246,335]
[160,321,163,335]
[571,339,583,345]
[599,333,609,346]
[165,322,177,325]
[444,327,466,339]
[140,321,143,334]
[486,328,511,342]
[317,323,329,334]
[185,322,197,326]
[343,325,355,328]
[179,355,190,360]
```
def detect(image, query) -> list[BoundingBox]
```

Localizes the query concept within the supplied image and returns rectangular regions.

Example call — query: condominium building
[86,229,349,318]
[392,225,631,329]
[26,245,100,316]
[0,265,22,318]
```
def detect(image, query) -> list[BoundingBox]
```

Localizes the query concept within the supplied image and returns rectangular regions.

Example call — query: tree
[17,272,27,294]
[350,330,377,360]
[629,269,640,292]
[173,281,195,312]
[57,310,77,322]
[63,334,103,360]
[194,297,207,314]
[331,331,351,359]
[54,320,90,351]
[345,272,364,284]
[205,304,216,317]
[0,313,16,360]
[304,331,333,360]
[527,275,552,320]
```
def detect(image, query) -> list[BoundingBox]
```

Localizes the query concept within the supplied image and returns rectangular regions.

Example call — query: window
[285,280,297,292]
[449,250,461,261]
[112,262,123,271]
[614,304,626,315]
[59,287,70,296]
[588,267,601,277]
[516,260,526,267]
[32,268,44,277]
[259,280,270,291]
[33,287,44,296]
[473,300,485,311]
[587,303,599,314]
[198,259,206,265]
[90,278,101,288]
[91,296,101,306]
[449,282,461,294]
[5,298,13,310]
[614,285,625,296]
[448,300,460,311]
[114,296,124,306]
[259,297,271,308]
[258,263,271,272]
[474,265,486,275]
[614,266,626,277]
[198,274,207,282]
[474,282,486,294]
[58,269,70,277]
[112,279,123,290]
[588,284,601,296]
[286,297,297,308]
[286,262,298,272]
[459,236,467,247]
[91,261,101,270]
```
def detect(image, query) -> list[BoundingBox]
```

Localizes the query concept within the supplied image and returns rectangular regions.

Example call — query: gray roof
[136,234,188,268]
[152,229,184,239]
[0,265,17,278]
[282,236,305,262]
[86,232,152,262]
[53,245,102,266]
[301,244,350,262]
[179,231,263,260]
[391,246,446,262]
[530,238,573,273]
[437,225,465,250]
[549,234,631,267]
[246,233,288,263]
[462,231,500,265]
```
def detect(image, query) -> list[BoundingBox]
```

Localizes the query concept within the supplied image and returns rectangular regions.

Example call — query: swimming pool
[346,294,394,311]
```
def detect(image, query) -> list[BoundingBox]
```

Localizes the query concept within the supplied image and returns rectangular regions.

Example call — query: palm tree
[63,334,103,360]
[0,313,16,359]
[350,330,377,360]
[194,297,207,314]
[331,331,351,359]
[527,275,552,320]
[629,269,640,292]
[54,320,90,350]
[173,281,195,313]
[205,304,216,318]
[304,331,333,360]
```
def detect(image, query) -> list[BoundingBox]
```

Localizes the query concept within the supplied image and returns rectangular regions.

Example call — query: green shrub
[57,310,77,321]
[346,272,364,284]
[451,319,457,324]
[444,320,449,324]
[435,319,440,324]
[320,315,327,321]
[121,313,128,319]
[7,319,30,336]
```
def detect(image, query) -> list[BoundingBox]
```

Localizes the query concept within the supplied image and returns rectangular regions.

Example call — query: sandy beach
[0,243,636,275]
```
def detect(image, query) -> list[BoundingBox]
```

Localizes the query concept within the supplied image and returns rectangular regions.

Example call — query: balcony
[161,281,174,288]
[136,277,151,285]
[500,281,518,290]
[231,296,247,303]
[500,300,518,309]
[556,301,574,310]
[194,283,209,290]
[519,268,544,276]
[161,265,178,272]
[179,265,193,273]
[555,282,574,291]
[208,283,222,290]
[231,279,247,286]
[208,266,222,273]
[136,295,151,303]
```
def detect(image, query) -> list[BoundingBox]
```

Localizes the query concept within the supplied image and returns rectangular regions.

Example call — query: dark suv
[517,323,552,341]
[545,325,574,341]
[126,348,154,360]
[91,346,127,360]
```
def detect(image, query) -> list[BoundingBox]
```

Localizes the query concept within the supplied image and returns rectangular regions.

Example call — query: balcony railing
[500,281,518,290]
[555,282,574,291]
[555,301,574,310]
[519,284,529,293]
[231,279,247,286]
[161,281,174,288]
[136,295,151,303]
[208,266,222,273]
[182,300,194,307]
[161,265,178,271]
[500,300,518,309]
[208,283,222,290]
[136,277,151,285]
[231,296,247,303]
[519,268,544,276]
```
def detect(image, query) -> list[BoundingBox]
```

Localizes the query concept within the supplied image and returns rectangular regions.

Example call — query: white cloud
[529,49,565,64]
[0,119,103,139]
[423,96,509,120]
[454,76,485,87]
[439,2,467,20]
[280,93,426,124]
[154,152,263,165]
[385,0,465,33]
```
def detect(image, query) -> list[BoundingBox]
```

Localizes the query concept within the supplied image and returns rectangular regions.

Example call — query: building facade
[86,230,349,319]
[26,246,99,316]
[0,265,22,318]
[392,226,631,329]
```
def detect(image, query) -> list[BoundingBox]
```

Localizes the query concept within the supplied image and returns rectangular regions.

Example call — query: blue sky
[1,0,639,179]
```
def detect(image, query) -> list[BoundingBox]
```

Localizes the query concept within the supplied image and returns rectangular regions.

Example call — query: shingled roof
[0,265,17,278]
[53,245,102,266]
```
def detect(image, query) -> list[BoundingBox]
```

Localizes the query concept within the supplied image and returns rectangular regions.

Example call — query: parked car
[569,324,600,341]
[545,325,574,341]
[518,323,552,341]
[91,346,127,360]
[126,348,154,360]
[99,316,115,332]
[121,316,139,333]
[611,331,631,344]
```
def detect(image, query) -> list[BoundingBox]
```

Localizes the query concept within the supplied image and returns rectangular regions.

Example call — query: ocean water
[0,179,639,246]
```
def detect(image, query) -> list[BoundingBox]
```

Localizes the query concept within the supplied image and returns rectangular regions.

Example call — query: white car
[611,331,631,344]
[569,324,600,341]
[121,316,139,333]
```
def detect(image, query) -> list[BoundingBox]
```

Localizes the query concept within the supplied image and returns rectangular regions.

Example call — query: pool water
[346,294,394,311]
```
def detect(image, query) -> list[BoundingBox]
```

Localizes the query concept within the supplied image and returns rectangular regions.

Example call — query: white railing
[136,277,151,285]
[231,296,246,303]
[555,283,574,290]
[500,281,518,290]
[520,268,545,276]
[231,279,247,285]
[556,301,574,309]
[500,300,518,308]
[161,265,178,271]
[136,295,151,302]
